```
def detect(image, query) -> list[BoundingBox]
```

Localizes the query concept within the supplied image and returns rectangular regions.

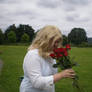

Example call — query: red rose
[64,51,68,56]
[51,47,69,58]
[61,48,68,56]
[58,48,64,53]
[56,53,63,58]
[65,44,71,50]
[50,53,56,58]
[53,48,60,53]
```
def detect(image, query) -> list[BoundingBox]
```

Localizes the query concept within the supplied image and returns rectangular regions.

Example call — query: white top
[20,49,57,92]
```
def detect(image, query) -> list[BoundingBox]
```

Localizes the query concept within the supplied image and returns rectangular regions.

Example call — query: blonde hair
[28,25,63,58]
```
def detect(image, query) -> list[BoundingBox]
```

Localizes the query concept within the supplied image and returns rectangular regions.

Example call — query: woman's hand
[60,69,75,79]
[54,69,75,83]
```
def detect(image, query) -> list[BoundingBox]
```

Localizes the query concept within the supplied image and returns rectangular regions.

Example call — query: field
[0,45,92,92]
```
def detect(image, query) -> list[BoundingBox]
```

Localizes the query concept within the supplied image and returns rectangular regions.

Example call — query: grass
[0,46,27,92]
[56,47,92,92]
[0,46,92,92]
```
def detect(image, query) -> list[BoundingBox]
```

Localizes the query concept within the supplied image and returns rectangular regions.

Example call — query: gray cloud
[37,0,60,8]
[66,13,90,22]
[63,0,90,5]
[0,0,92,37]
[62,0,92,13]
[63,6,75,12]
[0,0,18,4]
[0,0,10,3]
[66,16,75,22]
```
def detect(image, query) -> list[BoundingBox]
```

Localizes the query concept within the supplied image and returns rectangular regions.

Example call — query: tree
[7,31,16,43]
[16,24,35,42]
[62,35,68,46]
[21,33,30,43]
[68,28,87,45]
[4,24,35,43]
[0,29,4,44]
[4,24,17,40]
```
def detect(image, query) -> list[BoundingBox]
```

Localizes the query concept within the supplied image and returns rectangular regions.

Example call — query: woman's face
[53,39,60,49]
[48,38,61,51]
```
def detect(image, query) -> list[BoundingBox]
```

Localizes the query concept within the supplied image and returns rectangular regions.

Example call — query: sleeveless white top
[20,49,57,92]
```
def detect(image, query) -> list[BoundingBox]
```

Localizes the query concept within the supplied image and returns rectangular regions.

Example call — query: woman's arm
[53,69,75,83]
[24,51,54,90]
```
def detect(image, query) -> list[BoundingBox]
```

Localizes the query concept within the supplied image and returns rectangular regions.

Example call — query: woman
[20,25,75,92]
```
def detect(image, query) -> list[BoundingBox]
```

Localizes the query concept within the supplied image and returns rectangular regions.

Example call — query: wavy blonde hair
[28,25,63,58]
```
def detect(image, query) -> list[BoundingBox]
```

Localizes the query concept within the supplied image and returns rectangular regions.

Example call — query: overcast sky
[0,0,92,37]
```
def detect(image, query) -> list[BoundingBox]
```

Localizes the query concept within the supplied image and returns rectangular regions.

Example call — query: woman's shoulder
[28,49,38,53]
[27,49,39,56]
[24,49,41,62]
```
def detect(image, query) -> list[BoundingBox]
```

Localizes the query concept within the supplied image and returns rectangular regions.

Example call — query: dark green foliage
[5,24,17,40]
[4,24,35,43]
[63,35,68,46]
[21,33,30,43]
[68,28,88,45]
[16,24,35,42]
[7,31,16,43]
[0,29,4,44]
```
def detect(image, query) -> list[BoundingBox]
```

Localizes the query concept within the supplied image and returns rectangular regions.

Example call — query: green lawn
[0,46,92,92]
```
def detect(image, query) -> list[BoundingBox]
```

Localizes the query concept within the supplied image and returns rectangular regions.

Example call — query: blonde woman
[20,25,75,92]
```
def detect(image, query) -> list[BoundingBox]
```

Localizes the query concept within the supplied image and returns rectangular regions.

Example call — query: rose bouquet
[50,44,85,92]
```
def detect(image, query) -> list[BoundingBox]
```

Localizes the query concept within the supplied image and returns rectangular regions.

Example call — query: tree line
[0,24,35,44]
[0,24,88,46]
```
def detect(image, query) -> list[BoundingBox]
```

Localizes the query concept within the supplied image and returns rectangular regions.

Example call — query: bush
[7,31,16,43]
[21,33,30,43]
[77,42,92,47]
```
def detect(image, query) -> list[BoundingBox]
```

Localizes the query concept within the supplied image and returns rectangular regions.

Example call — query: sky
[0,0,92,37]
